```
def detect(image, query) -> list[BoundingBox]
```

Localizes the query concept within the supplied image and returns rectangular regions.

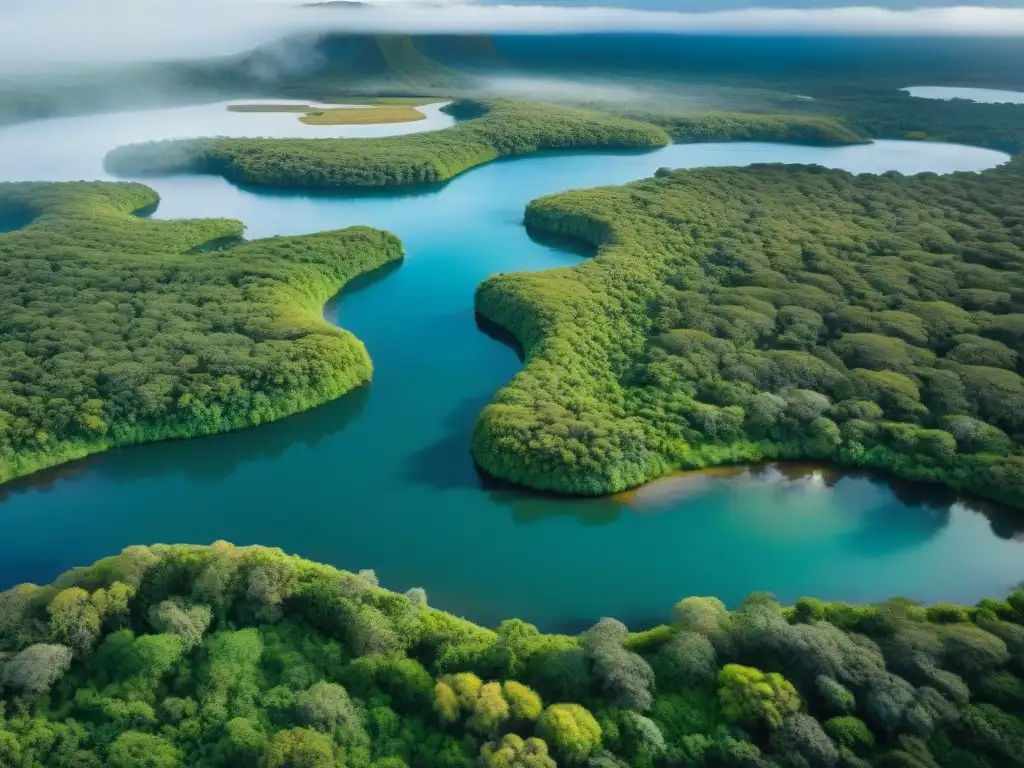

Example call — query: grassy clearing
[299,104,428,125]
[226,104,315,113]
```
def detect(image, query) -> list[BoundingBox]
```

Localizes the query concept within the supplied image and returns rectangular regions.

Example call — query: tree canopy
[0,181,402,485]
[472,157,1024,506]
[1,543,1024,766]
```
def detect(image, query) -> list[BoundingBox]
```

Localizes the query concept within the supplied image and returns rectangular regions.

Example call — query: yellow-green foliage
[480,734,556,768]
[104,99,671,189]
[472,159,1024,505]
[718,664,802,730]
[432,673,542,735]
[537,703,602,764]
[432,679,461,724]
[0,181,403,486]
[502,681,544,721]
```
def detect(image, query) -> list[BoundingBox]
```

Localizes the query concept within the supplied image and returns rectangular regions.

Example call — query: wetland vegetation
[5,542,1024,768]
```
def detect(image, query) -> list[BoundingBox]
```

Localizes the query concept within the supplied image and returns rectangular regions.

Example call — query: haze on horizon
[2,0,1024,74]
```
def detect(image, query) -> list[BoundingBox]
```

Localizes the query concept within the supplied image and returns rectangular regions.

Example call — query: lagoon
[0,101,1020,630]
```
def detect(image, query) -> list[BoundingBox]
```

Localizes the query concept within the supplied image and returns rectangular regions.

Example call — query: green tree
[537,703,602,764]
[262,727,338,768]
[717,664,801,730]
[107,732,182,768]
[479,735,556,768]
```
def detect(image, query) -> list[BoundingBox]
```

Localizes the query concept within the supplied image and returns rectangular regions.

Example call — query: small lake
[0,101,1020,630]
[903,86,1024,104]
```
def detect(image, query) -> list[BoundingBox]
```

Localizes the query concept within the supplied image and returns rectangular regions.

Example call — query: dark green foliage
[104,99,671,189]
[472,159,1024,505]
[0,182,403,485]
[3,544,1024,766]
[638,111,865,146]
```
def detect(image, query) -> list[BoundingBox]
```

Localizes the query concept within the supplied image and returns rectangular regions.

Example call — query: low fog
[4,1,1024,74]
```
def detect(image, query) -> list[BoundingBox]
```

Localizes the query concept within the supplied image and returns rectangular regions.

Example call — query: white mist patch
[478,76,653,104]
[3,2,1024,73]
[903,85,1024,104]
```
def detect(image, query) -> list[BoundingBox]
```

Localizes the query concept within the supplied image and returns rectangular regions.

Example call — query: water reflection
[618,462,1024,545]
[404,395,490,492]
[524,225,597,258]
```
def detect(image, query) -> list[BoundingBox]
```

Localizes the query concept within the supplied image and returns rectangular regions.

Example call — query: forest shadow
[482,474,626,527]
[834,467,1024,554]
[0,203,36,233]
[229,177,452,202]
[474,312,524,363]
[324,258,404,315]
[0,386,372,501]
[403,395,490,492]
[524,224,597,259]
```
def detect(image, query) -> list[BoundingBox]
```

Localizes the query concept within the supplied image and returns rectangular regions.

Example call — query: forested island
[3,543,1024,767]
[102,99,867,190]
[0,181,402,485]
[472,158,1024,506]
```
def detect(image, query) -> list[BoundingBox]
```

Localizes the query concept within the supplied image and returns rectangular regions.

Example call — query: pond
[0,101,1020,631]
[903,86,1024,104]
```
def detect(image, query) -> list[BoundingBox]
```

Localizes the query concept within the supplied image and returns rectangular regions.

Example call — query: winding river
[0,100,1021,631]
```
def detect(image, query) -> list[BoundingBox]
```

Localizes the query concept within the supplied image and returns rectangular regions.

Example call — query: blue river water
[0,101,1020,630]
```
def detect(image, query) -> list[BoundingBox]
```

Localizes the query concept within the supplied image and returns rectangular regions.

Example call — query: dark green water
[0,104,1021,630]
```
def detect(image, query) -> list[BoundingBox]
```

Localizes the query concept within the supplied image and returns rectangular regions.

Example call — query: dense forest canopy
[472,158,1024,505]
[0,181,402,485]
[4,543,1024,767]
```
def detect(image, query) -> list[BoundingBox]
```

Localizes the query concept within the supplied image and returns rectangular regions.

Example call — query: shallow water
[903,86,1024,104]
[0,101,1020,630]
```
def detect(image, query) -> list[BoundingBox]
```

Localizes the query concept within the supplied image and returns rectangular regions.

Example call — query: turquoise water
[0,103,1021,630]
[903,86,1024,104]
